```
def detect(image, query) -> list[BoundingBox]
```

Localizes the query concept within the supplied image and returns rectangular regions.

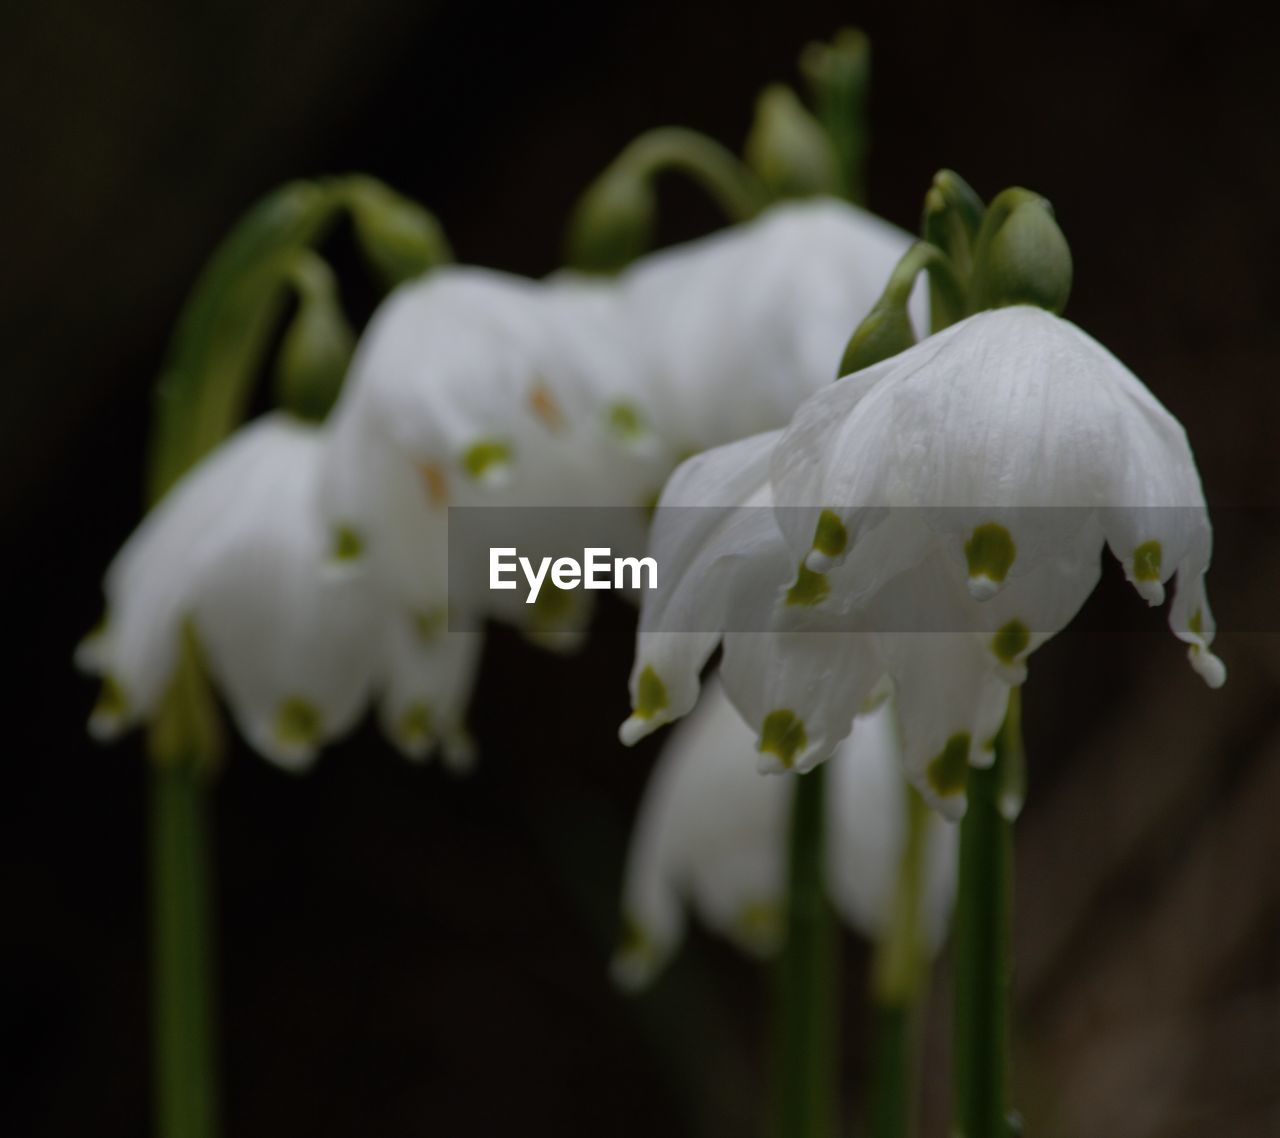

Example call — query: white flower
[613,680,957,990]
[621,305,1224,817]
[317,266,665,649]
[78,414,381,770]
[618,197,925,455]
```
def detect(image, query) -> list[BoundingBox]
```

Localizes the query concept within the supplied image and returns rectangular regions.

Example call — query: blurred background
[4,0,1279,1135]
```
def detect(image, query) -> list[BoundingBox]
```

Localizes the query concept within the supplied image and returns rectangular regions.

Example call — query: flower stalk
[867,785,930,1138]
[952,690,1019,1138]
[775,764,839,1138]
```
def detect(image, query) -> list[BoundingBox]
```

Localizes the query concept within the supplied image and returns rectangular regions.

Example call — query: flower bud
[275,254,354,422]
[743,84,843,200]
[974,190,1073,315]
[344,176,452,287]
[839,295,917,375]
[565,164,656,274]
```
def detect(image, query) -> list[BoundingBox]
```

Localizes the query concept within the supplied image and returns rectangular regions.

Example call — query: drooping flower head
[621,180,1224,818]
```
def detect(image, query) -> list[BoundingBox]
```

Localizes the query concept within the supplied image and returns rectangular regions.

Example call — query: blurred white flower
[613,680,957,990]
[621,306,1224,817]
[78,413,381,770]
[317,266,664,650]
[618,197,925,455]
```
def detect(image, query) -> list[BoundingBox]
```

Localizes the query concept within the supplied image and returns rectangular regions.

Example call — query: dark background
[4,1,1279,1135]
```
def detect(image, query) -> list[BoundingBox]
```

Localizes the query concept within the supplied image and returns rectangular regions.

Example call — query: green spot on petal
[414,608,448,642]
[332,525,364,561]
[1133,540,1162,582]
[812,509,848,557]
[991,619,1031,665]
[759,709,807,769]
[399,701,434,744]
[634,665,668,719]
[926,733,971,797]
[275,698,321,750]
[735,900,782,948]
[1189,607,1204,636]
[617,911,652,959]
[786,563,830,606]
[606,401,648,441]
[461,438,513,481]
[965,523,1016,585]
[95,674,128,720]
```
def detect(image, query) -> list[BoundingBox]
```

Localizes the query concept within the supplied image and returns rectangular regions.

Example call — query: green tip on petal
[758,709,807,770]
[734,899,783,954]
[275,697,322,750]
[92,674,129,726]
[991,619,1031,665]
[965,522,1016,595]
[786,562,830,606]
[634,665,668,719]
[399,701,434,747]
[414,608,448,642]
[332,525,364,561]
[1132,540,1162,581]
[461,438,513,483]
[812,509,848,558]
[606,401,649,442]
[926,732,971,798]
[1189,607,1203,636]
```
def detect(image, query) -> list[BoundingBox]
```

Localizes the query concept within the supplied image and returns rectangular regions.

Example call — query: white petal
[188,417,382,769]
[719,630,880,774]
[614,680,790,989]
[377,608,483,761]
[620,198,920,455]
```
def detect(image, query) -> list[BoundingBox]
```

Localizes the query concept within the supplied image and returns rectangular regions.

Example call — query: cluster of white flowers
[80,197,914,772]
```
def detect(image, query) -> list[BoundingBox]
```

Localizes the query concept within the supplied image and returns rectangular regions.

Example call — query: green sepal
[743,83,844,201]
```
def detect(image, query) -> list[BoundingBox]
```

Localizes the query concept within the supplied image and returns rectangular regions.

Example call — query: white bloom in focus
[621,306,1224,817]
[78,414,381,770]
[613,681,957,990]
[619,197,925,455]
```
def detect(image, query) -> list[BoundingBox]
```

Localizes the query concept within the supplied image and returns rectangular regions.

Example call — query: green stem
[150,760,218,1138]
[868,785,931,1138]
[776,764,839,1138]
[953,690,1019,1138]
[621,127,770,222]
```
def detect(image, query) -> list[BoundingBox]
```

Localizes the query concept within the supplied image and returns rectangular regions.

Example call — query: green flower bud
[972,189,1073,315]
[839,296,918,376]
[799,27,870,203]
[743,84,843,200]
[343,176,452,288]
[274,253,354,422]
[565,163,656,275]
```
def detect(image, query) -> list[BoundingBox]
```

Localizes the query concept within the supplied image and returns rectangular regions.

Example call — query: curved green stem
[953,690,1019,1138]
[868,786,930,1138]
[776,765,839,1138]
[619,127,770,222]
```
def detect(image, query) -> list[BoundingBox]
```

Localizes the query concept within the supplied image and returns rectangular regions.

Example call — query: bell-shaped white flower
[613,680,957,990]
[78,413,382,770]
[317,266,666,651]
[618,197,925,455]
[621,305,1224,817]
